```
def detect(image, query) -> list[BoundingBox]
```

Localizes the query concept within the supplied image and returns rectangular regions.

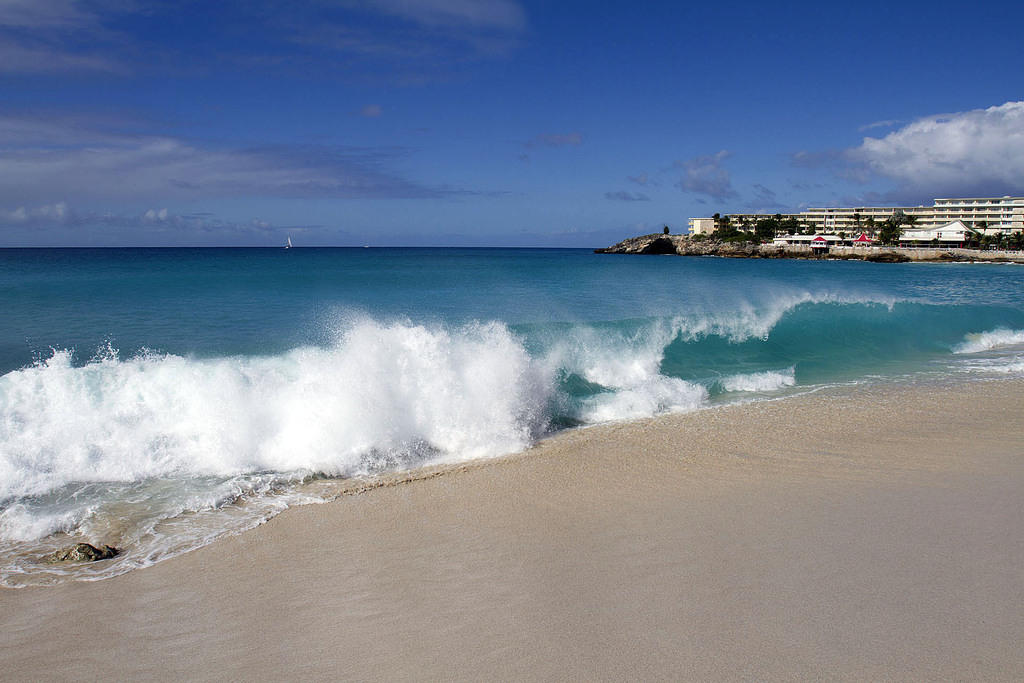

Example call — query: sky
[1,0,1023,247]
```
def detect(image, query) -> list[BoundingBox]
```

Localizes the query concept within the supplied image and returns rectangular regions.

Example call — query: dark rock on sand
[44,543,119,564]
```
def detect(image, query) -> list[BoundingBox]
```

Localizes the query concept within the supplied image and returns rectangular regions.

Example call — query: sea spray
[720,368,797,393]
[954,328,1024,354]
[0,320,550,504]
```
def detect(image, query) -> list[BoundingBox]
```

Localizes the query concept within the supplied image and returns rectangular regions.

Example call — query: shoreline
[596,233,1024,262]
[2,377,1023,679]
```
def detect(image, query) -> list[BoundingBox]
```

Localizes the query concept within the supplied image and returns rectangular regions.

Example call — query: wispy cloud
[1,201,260,232]
[0,115,450,203]
[605,190,650,202]
[675,150,737,201]
[0,0,127,74]
[627,172,650,186]
[857,119,900,132]
[0,200,328,246]
[360,0,527,31]
[0,0,529,79]
[360,104,383,117]
[749,183,785,209]
[525,132,583,149]
[0,42,123,74]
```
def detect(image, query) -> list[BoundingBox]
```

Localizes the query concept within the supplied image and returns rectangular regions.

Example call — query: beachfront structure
[689,195,1024,235]
[688,217,716,235]
[899,221,969,246]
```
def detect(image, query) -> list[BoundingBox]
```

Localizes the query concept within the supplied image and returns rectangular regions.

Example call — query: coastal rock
[864,251,910,263]
[43,543,119,564]
[594,234,1023,262]
[595,235,782,258]
[639,237,679,254]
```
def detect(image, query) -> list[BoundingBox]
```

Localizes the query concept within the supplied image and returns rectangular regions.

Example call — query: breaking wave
[3,296,1023,585]
[954,328,1024,354]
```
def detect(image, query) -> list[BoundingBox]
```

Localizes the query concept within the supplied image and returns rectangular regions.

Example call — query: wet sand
[2,379,1023,680]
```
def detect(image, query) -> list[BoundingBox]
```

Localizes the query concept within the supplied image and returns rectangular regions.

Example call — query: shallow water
[2,248,1022,584]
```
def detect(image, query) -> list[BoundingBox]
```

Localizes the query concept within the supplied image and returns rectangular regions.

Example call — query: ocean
[1,247,1022,586]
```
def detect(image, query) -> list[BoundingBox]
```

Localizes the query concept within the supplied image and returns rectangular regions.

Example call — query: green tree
[877,214,905,245]
[754,218,779,242]
[964,225,982,248]
[714,215,739,239]
[663,225,670,235]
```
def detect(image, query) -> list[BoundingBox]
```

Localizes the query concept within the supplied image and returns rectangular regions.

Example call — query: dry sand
[2,379,1023,680]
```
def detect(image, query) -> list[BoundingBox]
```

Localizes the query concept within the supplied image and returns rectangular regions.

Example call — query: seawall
[594,234,1024,263]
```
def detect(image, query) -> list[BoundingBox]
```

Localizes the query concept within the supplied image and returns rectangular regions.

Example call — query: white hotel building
[688,196,1024,235]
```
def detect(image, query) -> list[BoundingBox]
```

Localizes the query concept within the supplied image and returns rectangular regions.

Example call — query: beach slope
[2,380,1023,680]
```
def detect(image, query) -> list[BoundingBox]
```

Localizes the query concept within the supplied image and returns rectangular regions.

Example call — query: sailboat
[285,236,292,249]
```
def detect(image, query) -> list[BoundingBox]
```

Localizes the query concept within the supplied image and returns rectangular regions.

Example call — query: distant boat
[285,236,292,249]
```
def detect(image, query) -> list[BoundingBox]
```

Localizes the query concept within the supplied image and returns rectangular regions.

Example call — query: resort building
[689,195,1024,236]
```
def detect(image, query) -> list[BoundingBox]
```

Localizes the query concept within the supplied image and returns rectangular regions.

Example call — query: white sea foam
[721,368,796,393]
[0,319,549,507]
[0,503,93,543]
[954,329,1024,354]
[537,319,708,423]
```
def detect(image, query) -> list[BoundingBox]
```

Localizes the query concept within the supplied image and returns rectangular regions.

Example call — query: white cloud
[849,101,1024,195]
[0,115,444,203]
[0,201,69,223]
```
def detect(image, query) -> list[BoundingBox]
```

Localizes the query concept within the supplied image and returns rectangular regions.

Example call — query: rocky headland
[594,234,1024,263]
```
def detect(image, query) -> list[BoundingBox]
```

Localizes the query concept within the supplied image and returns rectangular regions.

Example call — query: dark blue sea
[2,247,1022,584]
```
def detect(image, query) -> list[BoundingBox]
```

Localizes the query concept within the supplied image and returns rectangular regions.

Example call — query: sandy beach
[2,378,1023,680]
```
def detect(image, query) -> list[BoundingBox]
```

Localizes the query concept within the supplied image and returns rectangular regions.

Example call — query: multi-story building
[689,196,1024,235]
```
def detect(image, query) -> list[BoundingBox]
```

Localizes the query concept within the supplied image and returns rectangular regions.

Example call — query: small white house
[899,220,969,246]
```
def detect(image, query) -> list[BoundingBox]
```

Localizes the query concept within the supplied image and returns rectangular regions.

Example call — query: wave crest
[0,320,549,504]
[955,328,1024,354]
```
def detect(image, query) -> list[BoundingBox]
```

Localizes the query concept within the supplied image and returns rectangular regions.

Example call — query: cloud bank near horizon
[850,100,1024,199]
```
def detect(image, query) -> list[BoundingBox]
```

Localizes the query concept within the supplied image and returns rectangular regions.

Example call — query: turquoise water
[1,248,1023,584]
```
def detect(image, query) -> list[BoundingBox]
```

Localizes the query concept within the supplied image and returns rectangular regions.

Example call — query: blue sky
[1,0,1023,247]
